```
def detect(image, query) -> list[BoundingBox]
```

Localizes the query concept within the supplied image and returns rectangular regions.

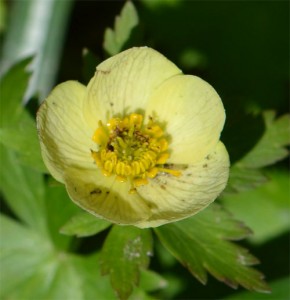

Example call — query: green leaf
[239,112,290,168]
[222,169,290,244]
[100,225,153,300]
[0,111,47,172]
[155,204,270,293]
[60,211,111,238]
[0,214,53,298]
[0,146,48,236]
[103,1,139,56]
[155,238,177,268]
[0,214,117,300]
[0,57,32,127]
[226,277,290,299]
[223,111,290,195]
[224,165,268,194]
[71,254,116,300]
[156,273,185,300]
[139,269,167,292]
[0,57,47,172]
[129,288,155,300]
[45,185,82,250]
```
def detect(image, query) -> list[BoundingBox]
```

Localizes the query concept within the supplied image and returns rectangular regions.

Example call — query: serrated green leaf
[0,146,48,236]
[0,57,32,127]
[222,169,290,244]
[224,112,289,195]
[226,277,290,299]
[101,225,153,300]
[60,211,111,238]
[154,204,270,293]
[223,165,268,195]
[239,111,290,168]
[103,1,139,56]
[0,57,47,172]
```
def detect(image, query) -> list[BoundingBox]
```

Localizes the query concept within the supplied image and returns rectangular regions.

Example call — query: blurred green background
[0,0,289,299]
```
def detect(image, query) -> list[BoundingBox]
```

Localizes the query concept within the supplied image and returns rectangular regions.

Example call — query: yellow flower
[37,47,229,228]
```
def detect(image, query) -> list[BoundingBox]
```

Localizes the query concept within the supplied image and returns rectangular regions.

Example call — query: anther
[91,113,177,192]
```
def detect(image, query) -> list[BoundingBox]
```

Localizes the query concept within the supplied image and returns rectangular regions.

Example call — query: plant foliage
[0,1,289,299]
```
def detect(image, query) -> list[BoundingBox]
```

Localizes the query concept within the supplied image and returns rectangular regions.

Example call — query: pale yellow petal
[145,75,225,164]
[64,168,152,225]
[37,81,95,182]
[136,142,230,228]
[84,47,182,129]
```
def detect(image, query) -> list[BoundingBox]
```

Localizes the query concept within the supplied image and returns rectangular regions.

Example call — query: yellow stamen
[92,121,108,145]
[116,175,127,182]
[158,167,182,177]
[91,113,180,192]
[133,178,149,187]
[129,113,143,128]
[146,167,158,178]
[157,153,170,164]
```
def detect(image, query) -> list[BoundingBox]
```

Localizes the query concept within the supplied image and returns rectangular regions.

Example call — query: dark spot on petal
[106,191,110,195]
[97,69,111,74]
[203,164,208,168]
[206,155,211,160]
[90,188,102,195]
[160,185,166,190]
[186,173,192,177]
[110,102,114,107]
[164,163,174,169]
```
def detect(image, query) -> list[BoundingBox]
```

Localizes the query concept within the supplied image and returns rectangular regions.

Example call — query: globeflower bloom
[37,47,229,228]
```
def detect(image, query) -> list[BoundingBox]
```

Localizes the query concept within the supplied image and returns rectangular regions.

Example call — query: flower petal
[84,47,182,129]
[64,168,152,225]
[37,81,95,182]
[136,142,230,228]
[145,75,225,164]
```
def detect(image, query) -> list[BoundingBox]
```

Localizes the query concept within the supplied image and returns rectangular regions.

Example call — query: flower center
[91,113,180,193]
